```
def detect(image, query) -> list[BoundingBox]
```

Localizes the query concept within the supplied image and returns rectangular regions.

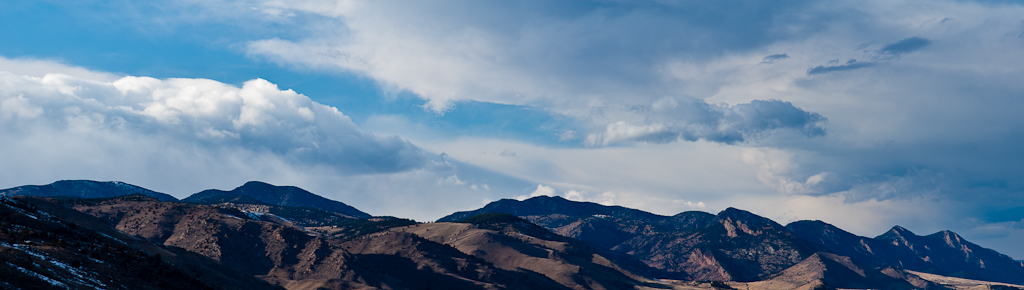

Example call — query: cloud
[741,148,841,196]
[0,61,551,221]
[585,97,826,146]
[244,1,832,149]
[878,37,931,57]
[761,53,789,64]
[243,1,838,113]
[807,59,876,75]
[806,37,930,75]
[0,56,120,82]
[0,71,425,174]
[516,184,556,200]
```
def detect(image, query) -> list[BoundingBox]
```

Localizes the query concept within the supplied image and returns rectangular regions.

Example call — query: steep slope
[741,252,923,290]
[333,231,568,290]
[0,196,281,290]
[786,220,893,267]
[907,270,1024,290]
[440,196,823,282]
[0,180,177,201]
[788,220,1024,285]
[195,200,417,240]
[611,208,823,282]
[878,226,1024,284]
[184,181,370,218]
[396,213,677,290]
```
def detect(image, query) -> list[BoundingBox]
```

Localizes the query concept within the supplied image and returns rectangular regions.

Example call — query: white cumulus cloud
[0,70,425,174]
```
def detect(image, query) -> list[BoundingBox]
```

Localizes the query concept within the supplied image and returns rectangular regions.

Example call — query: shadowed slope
[0,196,281,290]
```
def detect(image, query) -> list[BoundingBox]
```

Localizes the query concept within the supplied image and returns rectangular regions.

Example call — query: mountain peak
[0,180,177,201]
[239,180,276,189]
[717,207,783,228]
[437,195,664,222]
[877,225,917,241]
[786,220,858,240]
[183,181,371,218]
[925,230,969,249]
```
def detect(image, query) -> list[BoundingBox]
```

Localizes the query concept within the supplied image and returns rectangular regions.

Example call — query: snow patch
[6,261,69,289]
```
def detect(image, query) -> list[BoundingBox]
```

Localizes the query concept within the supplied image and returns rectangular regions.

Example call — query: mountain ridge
[440,196,826,281]
[0,180,177,201]
[788,220,1024,284]
[443,195,1024,284]
[183,181,371,218]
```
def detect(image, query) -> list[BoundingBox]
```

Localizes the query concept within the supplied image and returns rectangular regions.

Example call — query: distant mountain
[439,196,825,281]
[183,181,370,218]
[788,221,1024,285]
[440,195,666,223]
[0,196,281,290]
[0,180,177,201]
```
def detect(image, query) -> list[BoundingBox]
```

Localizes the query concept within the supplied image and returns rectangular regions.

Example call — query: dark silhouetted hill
[184,181,370,218]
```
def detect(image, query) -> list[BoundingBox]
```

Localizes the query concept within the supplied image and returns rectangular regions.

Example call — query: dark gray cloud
[807,59,875,74]
[879,37,931,57]
[807,37,931,75]
[762,53,790,64]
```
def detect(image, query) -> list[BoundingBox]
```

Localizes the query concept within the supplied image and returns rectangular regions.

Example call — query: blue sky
[1,0,1023,258]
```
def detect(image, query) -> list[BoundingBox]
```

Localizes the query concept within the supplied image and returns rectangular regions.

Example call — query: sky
[1,0,1023,258]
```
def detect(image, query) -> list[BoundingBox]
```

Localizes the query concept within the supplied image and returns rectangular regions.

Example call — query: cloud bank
[0,69,425,174]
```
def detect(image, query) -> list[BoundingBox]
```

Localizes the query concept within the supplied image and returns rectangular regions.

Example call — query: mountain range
[439,196,1024,285]
[1,180,1022,290]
